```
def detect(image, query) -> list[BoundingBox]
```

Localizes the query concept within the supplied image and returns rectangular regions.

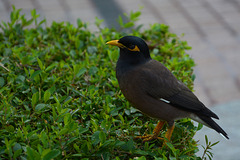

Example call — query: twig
[0,63,10,72]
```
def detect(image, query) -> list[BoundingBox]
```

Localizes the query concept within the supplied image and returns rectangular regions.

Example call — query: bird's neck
[116,50,151,76]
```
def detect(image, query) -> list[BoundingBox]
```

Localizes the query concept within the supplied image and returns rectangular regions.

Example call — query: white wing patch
[160,98,170,103]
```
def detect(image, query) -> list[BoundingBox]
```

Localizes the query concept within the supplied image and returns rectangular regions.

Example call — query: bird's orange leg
[165,123,175,141]
[135,121,165,142]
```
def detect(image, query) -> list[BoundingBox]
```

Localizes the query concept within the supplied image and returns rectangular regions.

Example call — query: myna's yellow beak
[106,40,124,48]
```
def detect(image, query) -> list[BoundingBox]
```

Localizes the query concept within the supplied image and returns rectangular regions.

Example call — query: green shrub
[0,6,215,160]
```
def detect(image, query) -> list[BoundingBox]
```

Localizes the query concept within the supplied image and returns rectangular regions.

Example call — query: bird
[106,35,229,141]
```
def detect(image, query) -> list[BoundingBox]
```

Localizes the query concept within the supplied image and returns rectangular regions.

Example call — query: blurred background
[1,0,240,159]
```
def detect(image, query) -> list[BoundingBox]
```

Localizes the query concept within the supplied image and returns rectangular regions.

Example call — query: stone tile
[116,0,161,29]
[182,34,204,47]
[0,0,8,12]
[182,5,220,28]
[8,0,34,9]
[163,13,189,28]
[207,0,237,13]
[224,50,240,72]
[231,23,240,34]
[197,59,227,80]
[0,11,10,24]
[193,77,212,107]
[146,0,179,18]
[208,80,240,104]
[172,28,197,36]
[190,46,217,62]
[37,0,61,10]
[43,10,68,24]
[116,0,145,12]
[70,9,101,31]
[220,11,240,23]
[175,0,200,7]
[135,6,160,26]
[206,29,237,47]
[64,0,92,10]
[196,57,240,104]
[147,0,174,9]
[70,9,99,22]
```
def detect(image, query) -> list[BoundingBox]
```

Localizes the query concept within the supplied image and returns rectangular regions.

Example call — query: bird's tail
[199,115,229,139]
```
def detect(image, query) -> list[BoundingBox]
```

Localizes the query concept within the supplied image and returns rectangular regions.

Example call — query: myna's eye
[128,44,135,49]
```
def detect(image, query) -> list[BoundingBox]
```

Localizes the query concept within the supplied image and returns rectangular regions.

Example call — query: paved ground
[1,0,240,159]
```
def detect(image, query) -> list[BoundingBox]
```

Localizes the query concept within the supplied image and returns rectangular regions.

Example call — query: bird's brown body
[117,59,191,126]
[107,36,229,140]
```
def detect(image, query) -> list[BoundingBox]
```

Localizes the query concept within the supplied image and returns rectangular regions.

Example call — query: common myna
[106,36,229,141]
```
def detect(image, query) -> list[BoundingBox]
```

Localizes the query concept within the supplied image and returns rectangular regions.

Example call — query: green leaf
[197,123,203,131]
[99,131,106,143]
[31,8,36,17]
[87,46,97,54]
[32,92,39,106]
[95,17,104,27]
[91,131,101,145]
[211,141,220,147]
[166,142,176,150]
[124,22,134,28]
[40,132,48,148]
[35,103,47,111]
[31,70,42,80]
[44,90,51,103]
[79,126,89,134]
[27,146,40,160]
[0,77,5,87]
[64,113,72,125]
[16,75,25,83]
[5,138,13,157]
[13,143,21,151]
[118,15,124,27]
[134,150,149,156]
[205,135,209,145]
[45,62,58,72]
[121,138,134,151]
[63,96,73,106]
[74,66,86,78]
[13,149,22,159]
[77,18,83,28]
[89,66,98,75]
[42,149,60,160]
[59,128,69,136]
[69,50,76,57]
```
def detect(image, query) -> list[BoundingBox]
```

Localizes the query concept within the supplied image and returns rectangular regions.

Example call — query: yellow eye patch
[127,45,140,52]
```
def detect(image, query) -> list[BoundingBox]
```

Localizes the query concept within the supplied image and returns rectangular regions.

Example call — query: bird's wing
[137,60,218,119]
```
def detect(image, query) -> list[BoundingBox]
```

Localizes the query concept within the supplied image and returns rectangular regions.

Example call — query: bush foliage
[0,6,215,160]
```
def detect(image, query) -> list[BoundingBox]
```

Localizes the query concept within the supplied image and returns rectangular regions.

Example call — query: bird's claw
[135,134,164,142]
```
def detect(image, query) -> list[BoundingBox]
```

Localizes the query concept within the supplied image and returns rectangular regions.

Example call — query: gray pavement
[1,0,240,159]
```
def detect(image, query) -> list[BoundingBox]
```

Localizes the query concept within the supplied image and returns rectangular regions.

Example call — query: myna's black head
[106,36,151,66]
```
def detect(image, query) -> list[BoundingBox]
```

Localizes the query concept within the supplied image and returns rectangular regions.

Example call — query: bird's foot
[135,134,164,142]
[135,123,175,143]
[135,121,165,142]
